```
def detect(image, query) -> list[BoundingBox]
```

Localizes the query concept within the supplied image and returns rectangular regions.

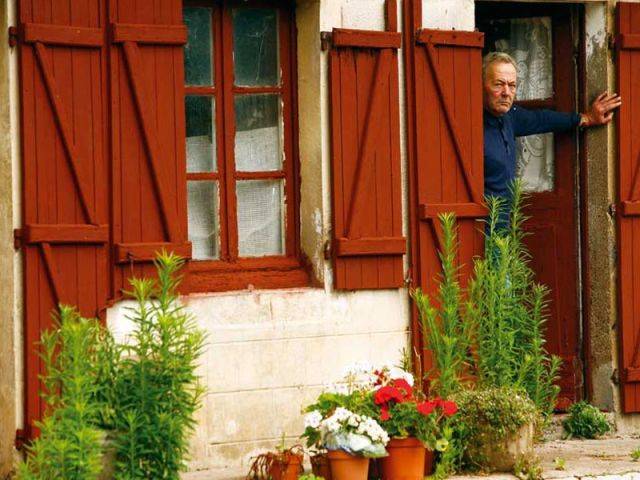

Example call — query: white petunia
[304,410,323,429]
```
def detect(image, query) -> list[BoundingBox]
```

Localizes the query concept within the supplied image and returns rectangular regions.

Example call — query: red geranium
[391,378,413,401]
[416,400,437,416]
[374,386,405,405]
[441,400,458,417]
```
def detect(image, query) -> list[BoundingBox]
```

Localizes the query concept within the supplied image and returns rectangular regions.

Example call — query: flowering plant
[372,367,458,450]
[306,407,389,458]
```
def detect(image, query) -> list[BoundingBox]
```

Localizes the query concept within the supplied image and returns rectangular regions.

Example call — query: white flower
[342,361,374,378]
[304,410,323,429]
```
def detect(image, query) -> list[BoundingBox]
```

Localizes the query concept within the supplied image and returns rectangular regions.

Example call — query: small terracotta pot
[424,449,435,475]
[380,437,427,480]
[327,450,370,480]
[268,451,303,480]
[311,453,333,480]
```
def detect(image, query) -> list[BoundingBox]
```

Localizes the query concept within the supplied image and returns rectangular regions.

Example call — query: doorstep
[451,436,640,480]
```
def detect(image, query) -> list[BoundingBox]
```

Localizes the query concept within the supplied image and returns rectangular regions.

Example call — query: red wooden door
[616,1,640,413]
[411,28,486,375]
[328,1,406,290]
[18,0,110,436]
[477,4,582,407]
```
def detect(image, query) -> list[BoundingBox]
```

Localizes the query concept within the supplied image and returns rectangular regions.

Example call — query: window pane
[188,181,219,260]
[234,94,282,172]
[237,180,284,256]
[186,96,216,173]
[184,7,213,86]
[517,134,555,192]
[232,8,279,86]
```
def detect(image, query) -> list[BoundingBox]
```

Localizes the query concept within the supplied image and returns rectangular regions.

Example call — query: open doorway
[476,3,584,408]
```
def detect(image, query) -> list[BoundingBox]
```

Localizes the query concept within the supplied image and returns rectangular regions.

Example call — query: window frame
[183,0,306,292]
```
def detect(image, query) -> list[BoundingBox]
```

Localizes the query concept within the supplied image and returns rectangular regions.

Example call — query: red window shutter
[413,29,486,296]
[616,2,640,413]
[109,0,191,293]
[18,0,110,436]
[328,22,405,290]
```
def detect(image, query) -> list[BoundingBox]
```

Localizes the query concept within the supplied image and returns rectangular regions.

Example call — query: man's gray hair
[482,52,518,80]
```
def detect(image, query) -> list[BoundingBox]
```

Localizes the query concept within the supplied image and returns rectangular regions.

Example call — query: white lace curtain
[495,17,555,192]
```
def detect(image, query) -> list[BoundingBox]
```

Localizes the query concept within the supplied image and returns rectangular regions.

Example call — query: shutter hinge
[611,368,619,385]
[15,428,26,450]
[323,239,332,260]
[8,26,18,47]
[404,267,413,288]
[608,33,616,51]
[14,228,23,249]
[608,203,617,219]
[320,31,332,51]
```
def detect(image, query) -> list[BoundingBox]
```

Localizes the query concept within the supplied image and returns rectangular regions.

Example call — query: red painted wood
[331,29,402,49]
[617,1,640,413]
[329,12,404,290]
[19,0,109,437]
[114,242,192,264]
[411,29,485,377]
[619,33,640,50]
[110,0,190,293]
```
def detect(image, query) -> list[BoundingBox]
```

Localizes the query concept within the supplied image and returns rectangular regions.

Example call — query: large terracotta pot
[268,451,303,480]
[380,437,427,480]
[467,422,534,472]
[327,450,370,480]
[311,453,333,480]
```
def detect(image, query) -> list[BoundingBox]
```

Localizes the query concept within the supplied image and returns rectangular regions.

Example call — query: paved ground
[183,436,640,480]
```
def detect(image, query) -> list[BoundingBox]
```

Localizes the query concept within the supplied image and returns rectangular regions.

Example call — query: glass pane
[184,7,213,86]
[516,134,555,192]
[186,96,216,173]
[485,17,553,101]
[234,94,282,171]
[188,181,219,260]
[237,180,284,257]
[232,8,279,86]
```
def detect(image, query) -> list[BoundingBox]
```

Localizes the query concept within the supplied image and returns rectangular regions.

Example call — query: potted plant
[371,366,457,479]
[246,435,304,480]
[451,386,538,472]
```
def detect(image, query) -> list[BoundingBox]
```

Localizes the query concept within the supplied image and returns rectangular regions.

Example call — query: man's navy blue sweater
[484,106,580,199]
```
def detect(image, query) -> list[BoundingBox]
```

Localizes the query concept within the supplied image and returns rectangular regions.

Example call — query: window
[183,1,306,291]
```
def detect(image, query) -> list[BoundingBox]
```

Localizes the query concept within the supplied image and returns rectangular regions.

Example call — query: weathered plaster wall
[583,0,617,412]
[0,0,20,476]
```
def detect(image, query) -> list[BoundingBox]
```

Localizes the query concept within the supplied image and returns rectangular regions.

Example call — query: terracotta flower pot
[311,453,333,480]
[327,450,370,480]
[268,451,303,480]
[380,437,427,480]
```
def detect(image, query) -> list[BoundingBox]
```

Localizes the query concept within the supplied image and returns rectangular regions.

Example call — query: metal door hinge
[608,33,616,51]
[608,203,617,219]
[321,31,332,51]
[323,239,332,260]
[14,228,23,249]
[611,368,619,385]
[8,26,18,47]
[15,429,26,450]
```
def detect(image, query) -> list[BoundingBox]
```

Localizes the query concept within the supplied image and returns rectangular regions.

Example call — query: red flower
[441,400,458,417]
[417,401,437,416]
[380,406,391,421]
[391,379,414,401]
[374,386,405,405]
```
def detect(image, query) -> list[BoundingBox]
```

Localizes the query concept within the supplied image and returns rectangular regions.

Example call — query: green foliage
[450,386,538,471]
[468,181,562,417]
[514,456,543,480]
[553,457,566,471]
[413,213,473,398]
[108,251,206,479]
[631,448,640,461]
[17,307,104,480]
[381,401,439,447]
[299,475,324,480]
[562,401,610,439]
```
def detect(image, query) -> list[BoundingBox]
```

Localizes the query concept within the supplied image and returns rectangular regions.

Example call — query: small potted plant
[246,435,304,480]
[371,365,458,480]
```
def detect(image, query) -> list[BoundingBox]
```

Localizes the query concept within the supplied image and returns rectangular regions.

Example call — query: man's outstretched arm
[579,92,622,127]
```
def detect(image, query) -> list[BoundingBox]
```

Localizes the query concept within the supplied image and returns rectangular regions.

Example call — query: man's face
[483,61,517,116]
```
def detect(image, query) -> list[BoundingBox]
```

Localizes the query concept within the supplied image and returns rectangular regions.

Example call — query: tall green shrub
[412,213,473,398]
[468,182,561,417]
[110,251,206,479]
[17,306,104,480]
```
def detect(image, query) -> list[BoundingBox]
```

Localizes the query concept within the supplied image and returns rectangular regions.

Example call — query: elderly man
[483,52,621,213]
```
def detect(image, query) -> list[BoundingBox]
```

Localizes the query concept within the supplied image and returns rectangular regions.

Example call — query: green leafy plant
[468,181,562,417]
[109,251,206,479]
[514,456,543,480]
[17,307,105,480]
[562,401,610,439]
[631,448,640,461]
[450,386,538,471]
[299,475,324,480]
[553,457,566,470]
[412,212,473,398]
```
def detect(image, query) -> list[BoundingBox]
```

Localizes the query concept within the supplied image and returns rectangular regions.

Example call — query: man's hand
[580,92,622,127]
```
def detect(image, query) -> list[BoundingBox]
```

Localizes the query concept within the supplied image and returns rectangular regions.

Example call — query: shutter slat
[23,23,103,47]
[23,224,109,244]
[112,23,187,45]
[616,1,640,412]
